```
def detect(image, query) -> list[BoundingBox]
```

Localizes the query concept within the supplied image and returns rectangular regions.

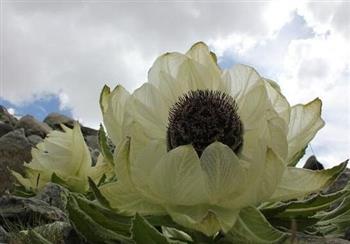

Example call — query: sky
[1,0,349,168]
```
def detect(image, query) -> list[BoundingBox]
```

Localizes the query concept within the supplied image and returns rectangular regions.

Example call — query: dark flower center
[167,90,243,156]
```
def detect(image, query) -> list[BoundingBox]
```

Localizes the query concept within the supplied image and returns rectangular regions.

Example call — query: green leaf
[131,213,170,244]
[73,194,132,236]
[51,172,69,189]
[227,207,287,244]
[88,177,111,208]
[98,124,114,165]
[316,196,350,237]
[262,189,349,218]
[67,194,132,243]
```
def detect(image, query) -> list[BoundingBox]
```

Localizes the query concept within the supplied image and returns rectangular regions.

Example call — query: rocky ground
[0,105,349,243]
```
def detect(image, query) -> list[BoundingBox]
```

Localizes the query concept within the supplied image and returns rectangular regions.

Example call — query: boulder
[15,114,52,138]
[303,155,324,170]
[27,134,43,146]
[0,105,18,127]
[0,122,13,138]
[0,129,32,194]
[43,112,74,130]
[35,183,69,212]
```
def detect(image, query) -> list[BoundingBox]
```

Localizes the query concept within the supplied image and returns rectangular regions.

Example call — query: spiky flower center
[167,90,243,156]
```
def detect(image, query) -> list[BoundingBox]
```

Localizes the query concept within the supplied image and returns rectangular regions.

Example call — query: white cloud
[7,107,15,115]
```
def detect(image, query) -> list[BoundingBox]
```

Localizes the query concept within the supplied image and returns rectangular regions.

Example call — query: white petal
[99,182,165,215]
[287,98,325,165]
[264,78,291,126]
[129,83,171,140]
[149,145,207,205]
[100,85,130,145]
[222,64,262,101]
[200,142,247,206]
[269,161,347,202]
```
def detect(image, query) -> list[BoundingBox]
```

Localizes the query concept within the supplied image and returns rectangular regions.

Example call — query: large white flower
[12,122,91,193]
[99,42,342,235]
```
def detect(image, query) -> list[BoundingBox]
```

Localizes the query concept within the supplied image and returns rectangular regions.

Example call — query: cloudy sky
[1,0,349,168]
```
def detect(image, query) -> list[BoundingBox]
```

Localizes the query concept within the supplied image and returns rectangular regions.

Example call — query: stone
[0,122,13,138]
[27,134,43,146]
[0,129,32,194]
[85,134,99,151]
[43,112,74,130]
[0,194,67,226]
[35,183,69,212]
[326,167,350,194]
[0,105,18,127]
[89,148,100,166]
[15,114,52,138]
[303,155,324,170]
[290,233,350,243]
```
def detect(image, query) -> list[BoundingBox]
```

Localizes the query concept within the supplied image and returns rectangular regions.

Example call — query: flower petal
[200,142,247,206]
[166,205,219,236]
[222,64,262,101]
[269,161,347,202]
[149,145,207,206]
[264,78,291,126]
[129,83,171,140]
[99,182,165,216]
[287,98,325,166]
[100,85,130,145]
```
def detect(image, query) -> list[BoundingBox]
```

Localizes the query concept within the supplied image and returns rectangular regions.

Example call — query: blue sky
[1,1,349,168]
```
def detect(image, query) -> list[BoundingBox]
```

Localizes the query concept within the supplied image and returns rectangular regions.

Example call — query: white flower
[12,122,91,193]
[98,42,340,235]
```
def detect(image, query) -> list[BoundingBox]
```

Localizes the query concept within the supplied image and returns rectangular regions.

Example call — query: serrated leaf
[262,189,349,218]
[227,207,287,244]
[67,194,132,243]
[73,193,132,236]
[131,213,170,244]
[98,124,114,165]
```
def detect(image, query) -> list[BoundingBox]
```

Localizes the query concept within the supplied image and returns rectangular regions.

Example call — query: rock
[43,112,74,130]
[35,183,69,212]
[0,105,18,127]
[0,122,13,137]
[0,129,32,194]
[27,134,43,146]
[303,155,324,170]
[15,115,52,138]
[326,167,350,194]
[0,194,67,226]
[85,134,99,150]
[81,126,98,136]
[90,148,100,166]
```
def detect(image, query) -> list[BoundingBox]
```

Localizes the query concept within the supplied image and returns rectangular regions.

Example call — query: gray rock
[303,155,324,170]
[326,167,350,194]
[35,183,69,212]
[89,148,100,166]
[43,112,74,130]
[0,105,18,127]
[0,122,13,138]
[81,126,98,136]
[85,134,99,151]
[0,129,32,194]
[0,194,67,226]
[27,134,43,146]
[15,115,52,138]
